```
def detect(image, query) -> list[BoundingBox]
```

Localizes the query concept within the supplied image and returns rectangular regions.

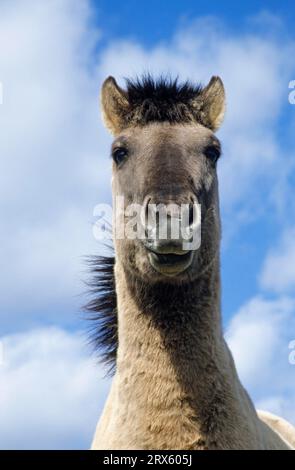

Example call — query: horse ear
[197,76,226,131]
[101,76,129,134]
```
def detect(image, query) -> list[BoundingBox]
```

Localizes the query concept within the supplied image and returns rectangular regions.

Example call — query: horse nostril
[189,203,194,227]
[142,197,151,230]
[187,196,200,228]
[142,197,158,239]
[145,198,150,218]
[144,197,151,223]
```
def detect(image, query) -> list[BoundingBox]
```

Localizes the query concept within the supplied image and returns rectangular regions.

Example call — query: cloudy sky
[0,0,295,449]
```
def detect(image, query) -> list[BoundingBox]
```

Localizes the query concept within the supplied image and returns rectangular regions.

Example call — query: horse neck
[109,256,259,449]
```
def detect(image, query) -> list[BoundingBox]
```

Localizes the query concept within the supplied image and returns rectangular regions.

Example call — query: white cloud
[0,0,108,203]
[0,327,109,449]
[1,208,92,323]
[1,0,295,449]
[226,295,295,425]
[0,0,112,324]
[260,227,295,293]
[255,395,295,424]
[1,2,295,325]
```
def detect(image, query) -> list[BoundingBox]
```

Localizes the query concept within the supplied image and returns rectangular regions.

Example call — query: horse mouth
[148,250,194,276]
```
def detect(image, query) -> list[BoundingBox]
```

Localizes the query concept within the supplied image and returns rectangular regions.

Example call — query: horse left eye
[112,147,128,165]
[204,146,220,165]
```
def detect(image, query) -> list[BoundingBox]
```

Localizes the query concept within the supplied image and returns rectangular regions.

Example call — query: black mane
[125,75,203,125]
[84,255,117,375]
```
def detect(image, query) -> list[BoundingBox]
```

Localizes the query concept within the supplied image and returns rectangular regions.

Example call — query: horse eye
[112,147,128,165]
[204,146,220,166]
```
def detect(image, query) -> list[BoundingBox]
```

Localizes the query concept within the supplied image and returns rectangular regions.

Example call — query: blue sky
[0,0,295,449]
[95,0,295,46]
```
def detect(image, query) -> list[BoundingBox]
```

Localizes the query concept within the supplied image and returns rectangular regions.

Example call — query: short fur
[90,75,295,450]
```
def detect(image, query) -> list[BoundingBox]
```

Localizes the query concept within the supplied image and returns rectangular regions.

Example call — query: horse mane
[125,74,203,125]
[84,255,118,375]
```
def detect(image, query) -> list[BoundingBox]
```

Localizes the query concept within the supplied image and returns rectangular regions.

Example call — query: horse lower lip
[150,252,190,265]
[148,251,193,275]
